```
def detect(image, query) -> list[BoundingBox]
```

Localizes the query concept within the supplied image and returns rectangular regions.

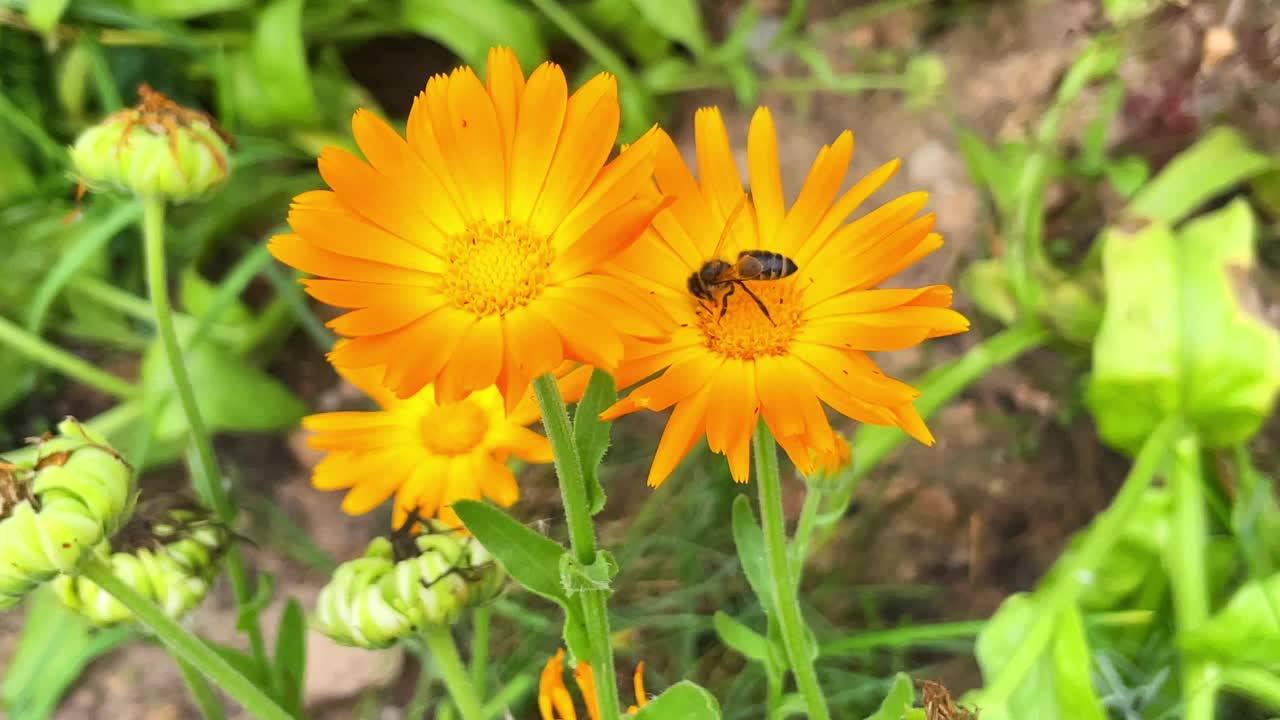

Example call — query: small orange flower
[270,47,673,412]
[303,359,552,529]
[539,649,647,720]
[601,107,969,486]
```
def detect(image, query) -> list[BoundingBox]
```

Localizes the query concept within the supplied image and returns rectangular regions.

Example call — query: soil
[3,0,1278,717]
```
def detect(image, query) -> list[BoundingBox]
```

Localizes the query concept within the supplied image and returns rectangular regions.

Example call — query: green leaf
[969,595,1106,719]
[1102,0,1163,23]
[1127,127,1274,225]
[955,131,1029,218]
[140,335,306,446]
[130,0,251,17]
[1086,199,1280,451]
[209,642,268,686]
[237,572,275,636]
[731,495,776,618]
[25,203,139,333]
[273,599,307,717]
[862,673,916,720]
[559,550,617,594]
[229,0,316,127]
[1183,573,1280,667]
[1051,488,1172,610]
[625,0,708,54]
[713,611,772,664]
[402,0,547,71]
[25,0,71,36]
[1102,155,1150,198]
[631,681,721,719]
[574,368,616,514]
[181,267,254,330]
[454,500,591,659]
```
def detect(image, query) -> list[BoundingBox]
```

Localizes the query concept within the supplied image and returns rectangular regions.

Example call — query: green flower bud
[52,502,229,625]
[0,419,136,611]
[313,522,505,649]
[69,84,231,204]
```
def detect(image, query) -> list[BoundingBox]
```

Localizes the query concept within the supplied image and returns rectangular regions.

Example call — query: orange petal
[794,159,900,266]
[553,194,672,281]
[446,67,506,221]
[510,63,569,224]
[435,314,502,403]
[553,128,661,257]
[648,387,711,487]
[774,131,854,257]
[486,46,525,177]
[693,107,745,224]
[532,72,620,234]
[269,234,436,286]
[478,454,520,507]
[349,109,464,238]
[747,107,786,243]
[381,308,476,399]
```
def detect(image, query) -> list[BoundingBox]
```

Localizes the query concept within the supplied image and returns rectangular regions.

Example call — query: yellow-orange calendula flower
[539,649,647,720]
[601,107,969,486]
[304,359,551,528]
[270,47,672,412]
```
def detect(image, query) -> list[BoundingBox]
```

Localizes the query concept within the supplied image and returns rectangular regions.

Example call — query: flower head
[52,497,229,625]
[313,520,502,648]
[601,107,969,485]
[70,84,231,203]
[0,419,135,610]
[270,47,673,412]
[304,357,552,529]
[539,649,647,720]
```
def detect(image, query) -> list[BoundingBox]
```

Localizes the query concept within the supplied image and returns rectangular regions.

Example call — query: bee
[686,198,798,323]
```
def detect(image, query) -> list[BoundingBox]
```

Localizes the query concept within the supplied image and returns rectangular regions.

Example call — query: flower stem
[753,420,831,720]
[140,196,267,666]
[1166,432,1219,720]
[531,373,622,720]
[421,625,484,720]
[981,415,1185,706]
[0,313,138,399]
[471,606,490,695]
[1222,666,1280,711]
[79,554,291,720]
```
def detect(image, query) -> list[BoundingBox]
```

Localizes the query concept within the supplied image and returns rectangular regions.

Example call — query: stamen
[443,220,554,316]
[698,280,803,359]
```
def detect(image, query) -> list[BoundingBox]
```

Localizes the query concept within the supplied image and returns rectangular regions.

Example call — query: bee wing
[710,194,751,262]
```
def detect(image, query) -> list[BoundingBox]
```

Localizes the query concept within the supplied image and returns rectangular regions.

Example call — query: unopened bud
[0,419,135,611]
[52,501,229,625]
[313,520,504,649]
[70,84,231,203]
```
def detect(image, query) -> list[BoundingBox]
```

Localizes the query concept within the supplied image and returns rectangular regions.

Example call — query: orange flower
[601,107,969,486]
[303,359,552,529]
[270,47,672,412]
[539,649,647,720]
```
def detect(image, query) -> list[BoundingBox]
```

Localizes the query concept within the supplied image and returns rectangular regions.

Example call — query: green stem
[981,415,1185,707]
[79,555,291,720]
[1221,667,1280,711]
[754,420,831,720]
[789,483,824,582]
[175,655,227,720]
[0,314,137,399]
[531,373,621,720]
[140,197,267,667]
[421,625,484,720]
[471,606,490,696]
[1167,432,1218,720]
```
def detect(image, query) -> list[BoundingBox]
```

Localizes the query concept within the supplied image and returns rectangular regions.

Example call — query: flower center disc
[444,220,554,316]
[419,402,489,456]
[697,280,804,359]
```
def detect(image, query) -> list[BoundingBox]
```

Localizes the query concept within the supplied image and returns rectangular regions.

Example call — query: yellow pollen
[697,280,804,359]
[444,220,554,315]
[419,402,489,456]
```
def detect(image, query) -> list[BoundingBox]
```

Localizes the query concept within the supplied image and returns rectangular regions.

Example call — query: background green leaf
[401,0,547,70]
[632,680,721,719]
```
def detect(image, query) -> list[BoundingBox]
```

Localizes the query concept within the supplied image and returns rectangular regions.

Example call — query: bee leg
[739,283,775,325]
[718,283,736,319]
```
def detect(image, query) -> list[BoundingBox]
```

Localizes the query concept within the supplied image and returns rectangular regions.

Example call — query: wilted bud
[0,419,135,611]
[313,518,504,649]
[69,84,231,203]
[805,432,853,489]
[52,499,229,625]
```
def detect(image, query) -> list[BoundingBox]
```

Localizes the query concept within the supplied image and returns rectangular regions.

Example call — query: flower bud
[69,84,231,203]
[0,419,135,611]
[52,501,229,625]
[313,520,505,649]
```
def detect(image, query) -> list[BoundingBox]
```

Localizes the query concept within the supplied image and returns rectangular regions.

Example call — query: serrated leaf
[862,673,916,720]
[573,369,615,515]
[625,0,708,54]
[559,551,616,595]
[454,500,591,659]
[713,611,771,664]
[402,0,547,71]
[1127,127,1274,225]
[632,681,721,719]
[731,495,775,618]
